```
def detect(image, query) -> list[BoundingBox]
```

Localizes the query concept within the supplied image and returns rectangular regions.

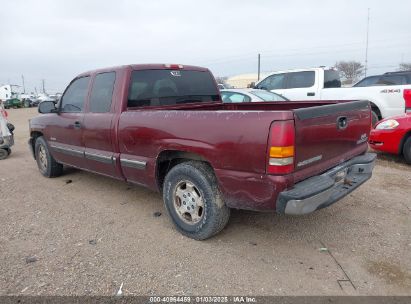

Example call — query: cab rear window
[127,70,220,108]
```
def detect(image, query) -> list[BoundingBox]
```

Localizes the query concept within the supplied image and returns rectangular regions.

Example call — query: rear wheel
[162,161,230,240]
[403,137,411,165]
[35,136,63,177]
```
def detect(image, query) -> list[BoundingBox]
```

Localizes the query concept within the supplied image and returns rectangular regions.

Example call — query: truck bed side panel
[117,110,290,209]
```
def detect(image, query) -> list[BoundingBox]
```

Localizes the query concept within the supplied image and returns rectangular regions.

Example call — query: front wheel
[35,136,63,177]
[163,161,230,240]
[403,137,411,165]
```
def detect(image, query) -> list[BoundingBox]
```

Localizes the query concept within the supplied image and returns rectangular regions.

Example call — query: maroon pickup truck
[29,64,376,240]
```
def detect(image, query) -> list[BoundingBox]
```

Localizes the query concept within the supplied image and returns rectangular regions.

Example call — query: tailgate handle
[337,116,348,130]
[307,92,315,96]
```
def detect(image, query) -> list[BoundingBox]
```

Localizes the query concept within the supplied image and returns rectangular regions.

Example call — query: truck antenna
[364,8,370,77]
[22,75,26,94]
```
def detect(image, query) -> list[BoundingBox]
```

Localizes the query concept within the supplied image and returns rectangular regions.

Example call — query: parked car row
[2,96,59,109]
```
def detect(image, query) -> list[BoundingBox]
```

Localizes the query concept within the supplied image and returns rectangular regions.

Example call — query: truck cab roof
[76,64,209,78]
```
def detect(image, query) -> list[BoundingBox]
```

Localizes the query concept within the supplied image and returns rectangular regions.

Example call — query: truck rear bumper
[276,153,376,215]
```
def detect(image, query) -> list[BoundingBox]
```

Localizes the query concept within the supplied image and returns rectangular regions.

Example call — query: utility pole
[21,75,26,94]
[41,79,46,94]
[364,8,370,77]
[257,53,261,81]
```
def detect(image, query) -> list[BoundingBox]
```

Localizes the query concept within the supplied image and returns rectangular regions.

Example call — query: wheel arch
[29,131,44,159]
[369,101,382,120]
[155,150,214,192]
[399,130,411,155]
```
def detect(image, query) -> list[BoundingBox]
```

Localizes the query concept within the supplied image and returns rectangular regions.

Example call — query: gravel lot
[0,108,410,296]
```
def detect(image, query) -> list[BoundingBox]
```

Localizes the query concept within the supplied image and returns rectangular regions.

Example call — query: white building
[226,73,270,88]
[0,85,21,101]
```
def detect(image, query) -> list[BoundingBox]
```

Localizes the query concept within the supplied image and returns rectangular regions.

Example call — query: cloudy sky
[1,0,410,93]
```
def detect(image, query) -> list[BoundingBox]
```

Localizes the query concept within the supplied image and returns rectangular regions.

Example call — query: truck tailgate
[293,100,371,182]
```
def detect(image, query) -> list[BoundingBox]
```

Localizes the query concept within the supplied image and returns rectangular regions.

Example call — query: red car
[369,113,411,164]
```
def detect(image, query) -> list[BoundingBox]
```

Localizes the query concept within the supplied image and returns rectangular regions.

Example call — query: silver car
[220,89,288,103]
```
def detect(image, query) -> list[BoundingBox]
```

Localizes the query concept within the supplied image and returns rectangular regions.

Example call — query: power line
[194,35,411,65]
[21,75,25,94]
[201,42,411,68]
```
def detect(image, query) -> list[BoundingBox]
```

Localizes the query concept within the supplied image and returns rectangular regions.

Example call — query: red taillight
[164,64,184,69]
[267,120,295,174]
[404,89,411,112]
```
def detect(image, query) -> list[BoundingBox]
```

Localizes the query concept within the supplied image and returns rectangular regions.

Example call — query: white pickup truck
[254,67,411,125]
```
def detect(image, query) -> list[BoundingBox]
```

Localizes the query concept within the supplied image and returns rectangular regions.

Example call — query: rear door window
[286,71,315,89]
[89,72,116,113]
[60,76,90,112]
[127,69,219,108]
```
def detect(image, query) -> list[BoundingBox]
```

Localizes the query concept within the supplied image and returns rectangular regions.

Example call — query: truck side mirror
[38,101,57,114]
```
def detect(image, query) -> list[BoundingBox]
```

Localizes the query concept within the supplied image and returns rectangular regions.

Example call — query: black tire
[371,110,379,128]
[163,161,230,240]
[403,137,411,165]
[0,149,8,160]
[6,148,11,155]
[35,136,63,177]
[7,123,15,133]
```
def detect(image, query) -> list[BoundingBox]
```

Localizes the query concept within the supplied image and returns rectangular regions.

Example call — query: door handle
[73,121,82,129]
[307,92,315,96]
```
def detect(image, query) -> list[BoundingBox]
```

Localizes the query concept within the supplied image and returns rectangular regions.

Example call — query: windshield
[250,90,288,101]
[128,69,220,107]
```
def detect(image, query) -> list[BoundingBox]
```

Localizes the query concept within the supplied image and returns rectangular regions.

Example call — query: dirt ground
[0,107,410,296]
